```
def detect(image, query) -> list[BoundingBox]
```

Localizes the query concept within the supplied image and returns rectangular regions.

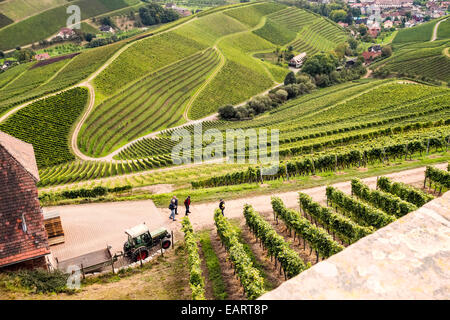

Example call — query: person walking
[174,196,179,215]
[219,199,225,216]
[184,196,191,216]
[169,198,176,221]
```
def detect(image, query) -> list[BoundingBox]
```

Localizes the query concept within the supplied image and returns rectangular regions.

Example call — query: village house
[362,50,382,64]
[99,25,115,33]
[1,60,15,71]
[289,52,307,68]
[0,132,50,271]
[34,53,50,61]
[57,27,75,39]
[383,19,394,28]
[338,22,349,28]
[368,22,381,37]
[165,3,192,17]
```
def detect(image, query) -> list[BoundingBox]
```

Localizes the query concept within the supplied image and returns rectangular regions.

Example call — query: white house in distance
[57,27,75,39]
[289,52,307,68]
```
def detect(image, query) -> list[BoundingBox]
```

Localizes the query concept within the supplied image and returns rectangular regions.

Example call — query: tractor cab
[125,224,152,248]
[123,223,172,261]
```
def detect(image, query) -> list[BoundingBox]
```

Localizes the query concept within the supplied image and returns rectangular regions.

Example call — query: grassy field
[437,17,450,40]
[0,0,139,50]
[0,0,68,22]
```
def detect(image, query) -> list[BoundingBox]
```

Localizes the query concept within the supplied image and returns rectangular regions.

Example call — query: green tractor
[123,224,172,262]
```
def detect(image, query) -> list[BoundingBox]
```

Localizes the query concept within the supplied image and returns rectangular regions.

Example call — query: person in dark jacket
[169,198,176,221]
[174,196,179,215]
[184,196,191,216]
[219,199,225,216]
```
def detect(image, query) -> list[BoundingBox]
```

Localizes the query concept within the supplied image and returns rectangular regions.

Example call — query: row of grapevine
[181,217,206,300]
[298,193,373,245]
[192,131,449,189]
[271,197,344,260]
[214,209,265,300]
[325,186,396,229]
[377,176,435,207]
[243,204,308,278]
[424,166,450,189]
[351,179,417,218]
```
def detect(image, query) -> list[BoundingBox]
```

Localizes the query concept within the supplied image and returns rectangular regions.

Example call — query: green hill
[0,0,139,50]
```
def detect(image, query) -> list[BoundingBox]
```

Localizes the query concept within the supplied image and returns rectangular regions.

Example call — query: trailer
[56,224,173,274]
[57,246,117,274]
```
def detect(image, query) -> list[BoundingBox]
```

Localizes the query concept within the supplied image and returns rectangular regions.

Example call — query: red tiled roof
[0,131,39,181]
[0,248,49,267]
[362,51,382,62]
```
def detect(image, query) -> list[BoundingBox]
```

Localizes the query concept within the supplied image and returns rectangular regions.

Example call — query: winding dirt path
[431,17,447,42]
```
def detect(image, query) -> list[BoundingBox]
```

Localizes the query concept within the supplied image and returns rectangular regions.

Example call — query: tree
[302,53,339,77]
[139,3,180,26]
[14,48,35,62]
[284,71,296,85]
[358,24,368,36]
[0,51,4,59]
[84,33,95,42]
[381,45,392,57]
[330,9,347,22]
[348,38,358,50]
[218,105,237,120]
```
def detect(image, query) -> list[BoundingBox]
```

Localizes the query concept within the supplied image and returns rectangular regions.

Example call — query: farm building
[100,25,115,33]
[34,53,50,61]
[0,131,50,270]
[289,53,307,68]
[368,22,381,37]
[58,27,75,39]
[362,50,382,64]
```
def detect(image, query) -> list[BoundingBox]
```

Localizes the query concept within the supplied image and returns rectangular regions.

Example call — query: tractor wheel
[134,249,149,261]
[162,240,171,249]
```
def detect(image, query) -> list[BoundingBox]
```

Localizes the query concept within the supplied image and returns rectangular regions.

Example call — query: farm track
[431,17,448,42]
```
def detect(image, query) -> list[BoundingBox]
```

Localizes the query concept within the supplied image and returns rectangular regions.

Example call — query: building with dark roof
[0,131,50,270]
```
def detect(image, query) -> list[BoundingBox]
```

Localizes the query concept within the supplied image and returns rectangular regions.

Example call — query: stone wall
[260,191,450,300]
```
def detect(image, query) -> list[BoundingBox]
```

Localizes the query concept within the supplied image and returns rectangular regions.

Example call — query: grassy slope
[437,17,450,40]
[393,19,438,43]
[0,0,68,21]
[0,0,139,50]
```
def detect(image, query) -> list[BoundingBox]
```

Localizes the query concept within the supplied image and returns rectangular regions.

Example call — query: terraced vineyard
[35,80,450,187]
[0,87,88,167]
[80,48,221,157]
[253,7,348,54]
[0,42,124,117]
[374,40,450,82]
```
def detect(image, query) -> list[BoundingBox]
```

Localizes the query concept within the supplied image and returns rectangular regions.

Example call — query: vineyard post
[446,136,449,152]
[426,139,430,154]
[376,177,378,190]
[335,155,337,172]
[404,144,408,161]
[285,163,289,181]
